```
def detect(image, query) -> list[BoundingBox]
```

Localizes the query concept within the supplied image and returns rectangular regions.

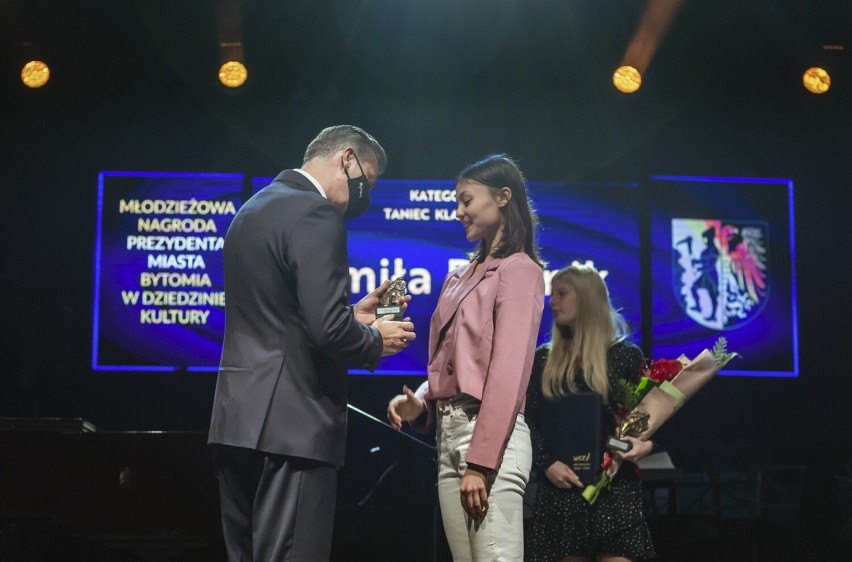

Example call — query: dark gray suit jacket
[208,170,382,467]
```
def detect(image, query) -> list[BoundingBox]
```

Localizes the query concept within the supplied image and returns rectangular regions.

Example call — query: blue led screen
[92,172,245,371]
[92,172,796,377]
[648,176,798,377]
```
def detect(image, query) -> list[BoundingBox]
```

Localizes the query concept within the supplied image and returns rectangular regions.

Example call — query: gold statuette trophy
[376,276,407,321]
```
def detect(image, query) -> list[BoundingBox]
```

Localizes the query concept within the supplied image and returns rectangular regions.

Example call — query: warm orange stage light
[21,60,50,88]
[613,65,642,93]
[218,61,248,88]
[802,67,831,94]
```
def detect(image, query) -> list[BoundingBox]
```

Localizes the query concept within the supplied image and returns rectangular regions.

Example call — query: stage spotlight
[802,67,831,94]
[613,65,642,93]
[216,0,247,89]
[614,0,683,94]
[21,60,50,88]
[219,60,248,88]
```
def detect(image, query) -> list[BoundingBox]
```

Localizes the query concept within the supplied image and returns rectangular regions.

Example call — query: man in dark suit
[208,125,416,561]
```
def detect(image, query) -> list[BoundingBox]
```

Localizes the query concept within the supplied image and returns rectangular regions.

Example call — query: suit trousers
[436,395,532,562]
[213,444,337,562]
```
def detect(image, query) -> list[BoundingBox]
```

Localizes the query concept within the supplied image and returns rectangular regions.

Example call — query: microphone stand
[346,403,435,451]
[346,403,441,562]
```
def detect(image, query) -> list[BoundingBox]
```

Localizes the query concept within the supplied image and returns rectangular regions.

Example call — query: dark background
[1,1,850,560]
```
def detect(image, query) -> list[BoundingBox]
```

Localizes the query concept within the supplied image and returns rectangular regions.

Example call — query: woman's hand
[544,460,584,489]
[460,464,491,520]
[387,385,426,430]
[612,436,655,463]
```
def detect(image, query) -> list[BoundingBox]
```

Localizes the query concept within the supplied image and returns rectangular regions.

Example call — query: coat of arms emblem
[672,219,769,329]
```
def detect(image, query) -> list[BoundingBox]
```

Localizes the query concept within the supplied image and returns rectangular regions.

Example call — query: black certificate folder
[539,392,603,484]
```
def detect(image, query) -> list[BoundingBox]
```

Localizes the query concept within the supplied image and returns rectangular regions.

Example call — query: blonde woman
[524,265,656,562]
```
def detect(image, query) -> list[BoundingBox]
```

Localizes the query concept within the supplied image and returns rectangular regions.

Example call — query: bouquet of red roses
[582,337,739,504]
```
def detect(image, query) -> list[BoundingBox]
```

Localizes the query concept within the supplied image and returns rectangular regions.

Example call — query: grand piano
[0,417,224,561]
[0,413,443,562]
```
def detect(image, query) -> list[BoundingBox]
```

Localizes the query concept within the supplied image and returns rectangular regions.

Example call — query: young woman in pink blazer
[389,154,545,561]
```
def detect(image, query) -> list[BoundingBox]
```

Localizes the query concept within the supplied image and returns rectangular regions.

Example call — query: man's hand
[354,280,411,325]
[387,384,426,430]
[374,315,416,356]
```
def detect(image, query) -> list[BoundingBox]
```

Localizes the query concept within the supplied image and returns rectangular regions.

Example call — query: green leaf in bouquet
[634,377,653,401]
[613,378,634,406]
[712,337,741,369]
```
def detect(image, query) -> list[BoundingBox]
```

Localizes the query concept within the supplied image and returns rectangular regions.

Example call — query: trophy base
[606,436,632,453]
[376,305,403,321]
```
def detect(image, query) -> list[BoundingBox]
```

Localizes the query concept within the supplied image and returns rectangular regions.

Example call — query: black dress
[524,341,656,562]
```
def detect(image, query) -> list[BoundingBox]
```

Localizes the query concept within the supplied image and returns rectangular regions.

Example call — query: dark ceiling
[2,0,850,179]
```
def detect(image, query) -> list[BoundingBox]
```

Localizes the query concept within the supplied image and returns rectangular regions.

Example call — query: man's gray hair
[303,125,387,174]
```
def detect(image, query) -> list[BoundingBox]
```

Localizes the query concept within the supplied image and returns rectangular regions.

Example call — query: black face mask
[343,153,371,220]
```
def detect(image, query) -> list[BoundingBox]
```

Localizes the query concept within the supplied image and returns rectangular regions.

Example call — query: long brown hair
[457,154,543,267]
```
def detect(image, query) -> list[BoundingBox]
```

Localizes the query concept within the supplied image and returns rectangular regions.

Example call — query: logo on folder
[672,219,769,330]
[571,452,592,472]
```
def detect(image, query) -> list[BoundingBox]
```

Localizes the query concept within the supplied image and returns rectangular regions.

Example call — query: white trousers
[436,395,532,562]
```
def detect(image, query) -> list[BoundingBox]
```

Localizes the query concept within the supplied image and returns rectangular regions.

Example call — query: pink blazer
[413,252,545,470]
